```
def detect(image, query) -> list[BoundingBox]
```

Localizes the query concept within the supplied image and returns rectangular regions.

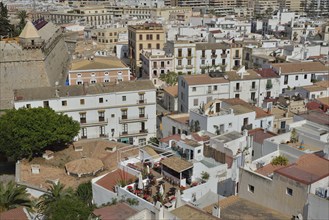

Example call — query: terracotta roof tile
[0,207,28,220]
[160,134,182,144]
[255,68,280,78]
[272,62,327,74]
[96,169,135,192]
[248,128,277,144]
[93,203,137,220]
[256,163,286,177]
[182,74,229,85]
[161,157,193,173]
[163,85,178,97]
[275,154,329,185]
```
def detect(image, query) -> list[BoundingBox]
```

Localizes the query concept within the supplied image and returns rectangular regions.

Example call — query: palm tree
[0,181,31,212]
[76,181,93,207]
[37,182,73,214]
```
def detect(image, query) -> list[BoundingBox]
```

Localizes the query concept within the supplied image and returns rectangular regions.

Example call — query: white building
[140,49,174,87]
[178,74,230,113]
[271,62,328,93]
[189,99,274,135]
[14,81,156,145]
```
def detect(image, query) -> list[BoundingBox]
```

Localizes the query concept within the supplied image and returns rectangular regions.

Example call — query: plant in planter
[271,155,288,166]
[127,185,133,192]
[201,171,210,182]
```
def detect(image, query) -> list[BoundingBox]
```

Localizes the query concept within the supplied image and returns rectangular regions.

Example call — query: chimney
[212,205,220,218]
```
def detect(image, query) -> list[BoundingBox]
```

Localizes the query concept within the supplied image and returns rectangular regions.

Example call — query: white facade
[14,81,156,145]
[162,114,190,138]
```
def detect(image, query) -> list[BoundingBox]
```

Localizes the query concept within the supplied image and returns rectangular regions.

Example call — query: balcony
[119,129,149,137]
[266,84,273,90]
[186,65,193,69]
[176,65,183,70]
[207,89,212,94]
[234,55,241,59]
[234,87,242,92]
[248,99,257,104]
[221,54,227,58]
[99,134,108,138]
[119,115,148,123]
[80,119,108,127]
[201,56,206,60]
[187,55,193,59]
[211,54,217,59]
[80,118,86,124]
[99,116,105,122]
[241,124,253,131]
[137,99,147,104]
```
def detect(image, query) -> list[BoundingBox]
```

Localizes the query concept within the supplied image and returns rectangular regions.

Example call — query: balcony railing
[186,65,193,69]
[266,84,273,90]
[99,134,108,138]
[99,116,105,122]
[119,129,149,137]
[211,54,217,58]
[119,115,148,123]
[221,54,227,58]
[250,86,257,91]
[176,65,183,70]
[207,89,212,94]
[248,99,257,104]
[80,119,108,126]
[234,55,241,59]
[201,55,206,59]
[234,87,241,92]
[137,99,147,104]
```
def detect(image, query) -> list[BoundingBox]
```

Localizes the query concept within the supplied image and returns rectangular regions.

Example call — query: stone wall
[0,35,69,109]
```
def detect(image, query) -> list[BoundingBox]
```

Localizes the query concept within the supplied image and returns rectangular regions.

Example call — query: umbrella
[159,184,164,196]
[138,172,143,189]
[175,189,182,208]
[146,165,150,174]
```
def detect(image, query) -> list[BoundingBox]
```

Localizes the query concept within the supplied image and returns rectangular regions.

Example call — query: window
[139,107,145,117]
[252,81,256,89]
[178,60,182,66]
[214,85,218,91]
[192,87,196,92]
[81,128,87,139]
[80,112,86,123]
[229,123,232,127]
[122,124,128,133]
[111,114,115,118]
[98,111,105,122]
[139,93,145,103]
[77,73,82,77]
[187,48,192,57]
[178,49,182,57]
[161,61,164,68]
[202,50,205,57]
[251,92,255,100]
[104,72,109,76]
[235,94,240,98]
[212,59,215,66]
[295,75,298,80]
[117,72,123,81]
[286,188,293,196]
[139,44,143,50]
[187,59,192,65]
[156,43,160,49]
[26,104,31,108]
[80,99,85,105]
[62,100,67,106]
[222,59,226,65]
[156,34,160,40]
[172,126,176,135]
[248,184,254,193]
[43,101,49,108]
[91,80,96,84]
[121,109,127,119]
[284,75,288,84]
[148,43,151,49]
[193,98,198,106]
[304,74,307,79]
[122,96,126,101]
[197,149,201,153]
[139,34,143,40]
[104,79,109,83]
[100,126,106,137]
[99,97,103,103]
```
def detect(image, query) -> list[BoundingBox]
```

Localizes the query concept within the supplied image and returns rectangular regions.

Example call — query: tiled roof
[0,207,28,220]
[302,85,326,92]
[306,101,321,110]
[275,154,329,185]
[159,134,182,144]
[96,169,135,192]
[256,163,285,177]
[314,80,329,88]
[226,69,262,81]
[93,203,137,220]
[248,128,277,144]
[222,98,272,119]
[163,85,178,97]
[316,96,329,106]
[255,68,279,78]
[161,156,193,173]
[142,146,160,159]
[272,62,327,74]
[168,113,190,124]
[182,74,228,85]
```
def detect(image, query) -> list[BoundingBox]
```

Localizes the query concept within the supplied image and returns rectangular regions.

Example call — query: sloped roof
[161,157,193,173]
[163,85,178,97]
[272,62,327,74]
[275,154,329,185]
[93,203,137,220]
[19,21,40,39]
[0,207,29,220]
[96,169,135,192]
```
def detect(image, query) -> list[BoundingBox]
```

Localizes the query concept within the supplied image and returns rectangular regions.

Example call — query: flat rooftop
[71,56,127,71]
[172,205,219,220]
[248,128,277,144]
[15,80,155,101]
[182,74,228,85]
[212,131,243,143]
[161,156,193,173]
[203,196,290,220]
[93,203,138,220]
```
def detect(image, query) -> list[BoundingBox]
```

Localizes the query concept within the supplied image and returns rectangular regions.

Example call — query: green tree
[0,181,31,212]
[46,196,91,220]
[159,71,183,86]
[76,181,93,207]
[271,155,288,166]
[0,2,12,37]
[0,107,80,160]
[17,10,27,33]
